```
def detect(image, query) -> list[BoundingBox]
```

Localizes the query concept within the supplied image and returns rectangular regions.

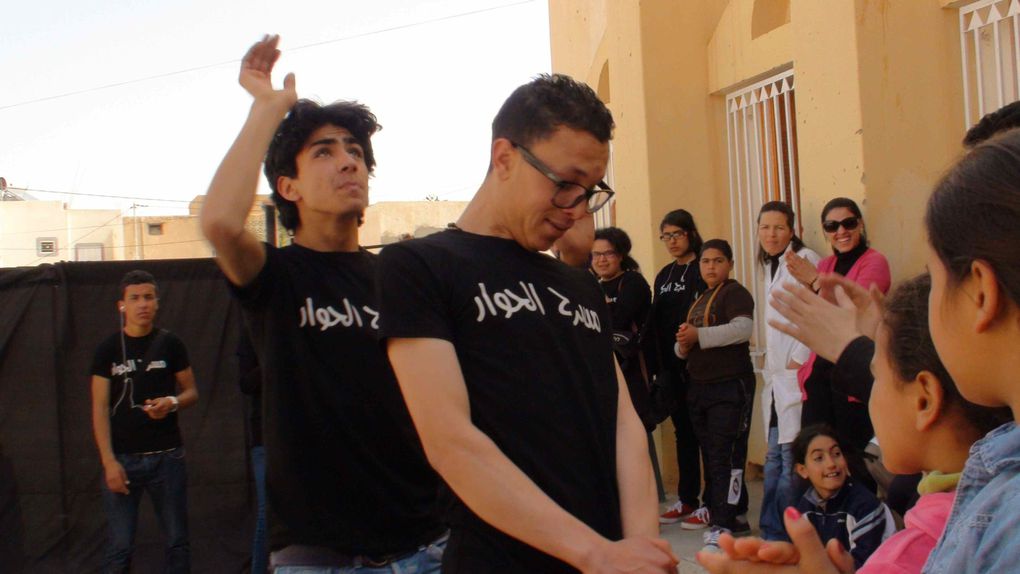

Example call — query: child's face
[796,434,849,500]
[869,325,922,475]
[700,248,732,289]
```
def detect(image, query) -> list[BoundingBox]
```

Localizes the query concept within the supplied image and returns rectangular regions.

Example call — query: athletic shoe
[731,514,752,536]
[701,526,730,553]
[680,506,711,530]
[658,501,697,524]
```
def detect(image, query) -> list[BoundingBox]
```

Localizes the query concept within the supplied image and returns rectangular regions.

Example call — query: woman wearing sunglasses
[786,197,891,493]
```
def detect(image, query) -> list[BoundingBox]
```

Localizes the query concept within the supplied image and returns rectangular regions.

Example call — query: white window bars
[725,68,800,364]
[959,0,1020,128]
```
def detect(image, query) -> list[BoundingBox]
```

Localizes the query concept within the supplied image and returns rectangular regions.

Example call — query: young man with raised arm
[200,35,444,572]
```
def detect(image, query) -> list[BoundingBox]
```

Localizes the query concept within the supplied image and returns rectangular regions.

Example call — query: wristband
[167,395,179,412]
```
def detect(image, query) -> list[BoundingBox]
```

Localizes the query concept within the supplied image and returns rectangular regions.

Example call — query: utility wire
[12,187,196,204]
[24,211,127,266]
[0,0,534,112]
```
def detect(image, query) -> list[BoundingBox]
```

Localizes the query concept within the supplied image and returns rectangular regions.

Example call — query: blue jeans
[271,532,447,574]
[252,445,269,574]
[759,426,794,541]
[100,447,189,573]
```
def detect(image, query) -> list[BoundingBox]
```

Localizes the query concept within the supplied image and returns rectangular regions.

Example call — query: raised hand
[784,250,818,287]
[240,34,296,111]
[817,274,885,340]
[767,280,861,363]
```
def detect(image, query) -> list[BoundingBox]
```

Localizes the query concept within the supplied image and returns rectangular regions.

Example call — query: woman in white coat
[756,201,820,541]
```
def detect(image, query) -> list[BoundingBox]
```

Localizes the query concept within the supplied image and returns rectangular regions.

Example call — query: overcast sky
[0,0,551,216]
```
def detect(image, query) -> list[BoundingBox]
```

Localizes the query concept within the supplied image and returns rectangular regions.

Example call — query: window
[725,68,800,366]
[76,243,104,262]
[959,0,1020,127]
[147,223,164,235]
[37,237,58,257]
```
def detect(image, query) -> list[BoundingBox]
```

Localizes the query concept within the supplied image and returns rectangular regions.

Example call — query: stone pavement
[659,478,764,573]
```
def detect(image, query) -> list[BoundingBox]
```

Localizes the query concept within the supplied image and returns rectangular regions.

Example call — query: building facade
[550,0,998,475]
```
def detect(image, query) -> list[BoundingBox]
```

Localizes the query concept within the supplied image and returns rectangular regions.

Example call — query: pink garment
[857,492,955,574]
[797,248,891,400]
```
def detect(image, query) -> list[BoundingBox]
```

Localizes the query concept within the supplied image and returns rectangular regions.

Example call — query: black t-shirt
[685,279,755,383]
[651,261,706,361]
[377,229,622,573]
[231,243,443,556]
[90,329,189,454]
[600,269,651,334]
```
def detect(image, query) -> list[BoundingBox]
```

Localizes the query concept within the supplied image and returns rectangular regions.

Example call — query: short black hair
[264,99,381,232]
[699,238,733,261]
[491,74,614,148]
[963,100,1020,148]
[660,209,704,256]
[793,423,843,466]
[119,270,158,300]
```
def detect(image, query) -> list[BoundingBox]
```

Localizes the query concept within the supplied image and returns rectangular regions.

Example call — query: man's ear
[913,370,946,432]
[277,175,301,202]
[491,138,516,182]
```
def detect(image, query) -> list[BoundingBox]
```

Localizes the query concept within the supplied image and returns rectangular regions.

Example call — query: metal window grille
[593,144,616,230]
[725,69,801,365]
[959,0,1020,128]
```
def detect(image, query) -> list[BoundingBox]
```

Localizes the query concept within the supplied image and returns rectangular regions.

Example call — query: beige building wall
[551,0,975,480]
[360,201,468,247]
[0,201,126,267]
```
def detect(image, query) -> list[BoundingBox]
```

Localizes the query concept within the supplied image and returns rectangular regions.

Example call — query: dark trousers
[688,376,755,530]
[668,360,703,507]
[100,447,190,574]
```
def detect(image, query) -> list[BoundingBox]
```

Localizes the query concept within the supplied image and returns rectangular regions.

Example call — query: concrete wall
[0,201,125,267]
[360,201,468,247]
[550,0,978,482]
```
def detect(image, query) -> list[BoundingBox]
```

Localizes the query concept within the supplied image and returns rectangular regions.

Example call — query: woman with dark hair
[756,201,821,542]
[651,209,709,526]
[787,197,890,489]
[592,227,652,426]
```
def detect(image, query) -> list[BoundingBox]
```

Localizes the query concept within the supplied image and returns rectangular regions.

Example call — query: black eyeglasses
[659,231,686,242]
[511,142,615,213]
[822,216,860,233]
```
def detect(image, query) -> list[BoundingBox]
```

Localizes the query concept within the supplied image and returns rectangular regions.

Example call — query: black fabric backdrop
[0,259,255,573]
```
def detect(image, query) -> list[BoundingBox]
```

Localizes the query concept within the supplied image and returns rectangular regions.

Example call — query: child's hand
[675,323,698,350]
[697,507,856,573]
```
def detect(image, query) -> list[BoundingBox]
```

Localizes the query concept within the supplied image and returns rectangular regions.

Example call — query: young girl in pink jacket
[858,274,1010,573]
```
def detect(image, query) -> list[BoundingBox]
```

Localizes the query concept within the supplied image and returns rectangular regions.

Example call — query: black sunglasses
[511,142,615,213]
[822,216,860,233]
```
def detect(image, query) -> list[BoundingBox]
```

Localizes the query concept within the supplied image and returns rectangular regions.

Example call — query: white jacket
[761,244,821,444]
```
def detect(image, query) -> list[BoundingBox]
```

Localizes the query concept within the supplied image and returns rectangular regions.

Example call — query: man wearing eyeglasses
[378,75,677,574]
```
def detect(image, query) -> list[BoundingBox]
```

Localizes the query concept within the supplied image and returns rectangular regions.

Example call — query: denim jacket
[923,422,1020,573]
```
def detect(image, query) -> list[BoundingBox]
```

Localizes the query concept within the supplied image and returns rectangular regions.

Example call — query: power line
[24,211,127,266]
[13,187,195,204]
[3,237,209,253]
[0,0,534,112]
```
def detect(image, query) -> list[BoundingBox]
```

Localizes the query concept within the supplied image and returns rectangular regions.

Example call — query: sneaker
[731,514,752,536]
[658,501,697,524]
[680,506,711,530]
[701,526,730,553]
